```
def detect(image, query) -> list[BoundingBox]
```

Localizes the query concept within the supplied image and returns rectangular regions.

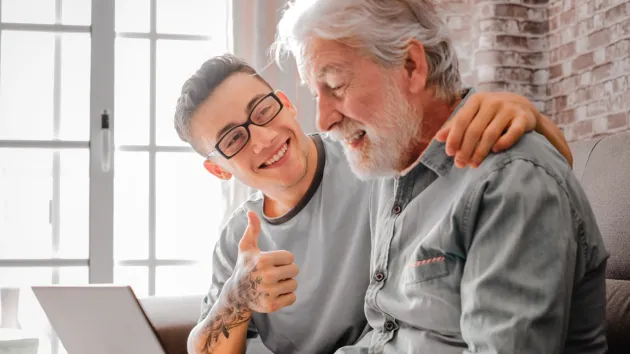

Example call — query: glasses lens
[251,95,281,125]
[218,126,248,157]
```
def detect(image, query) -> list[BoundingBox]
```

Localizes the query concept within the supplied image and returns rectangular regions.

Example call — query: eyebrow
[246,93,266,115]
[316,64,342,80]
[215,93,266,141]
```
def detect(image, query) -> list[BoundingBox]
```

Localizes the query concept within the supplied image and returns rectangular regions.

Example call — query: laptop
[32,285,167,354]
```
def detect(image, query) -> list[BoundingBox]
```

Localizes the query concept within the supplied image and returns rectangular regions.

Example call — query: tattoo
[201,269,266,353]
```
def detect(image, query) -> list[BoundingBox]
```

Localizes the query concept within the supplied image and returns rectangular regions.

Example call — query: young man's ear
[404,38,429,94]
[203,160,232,180]
[275,90,297,115]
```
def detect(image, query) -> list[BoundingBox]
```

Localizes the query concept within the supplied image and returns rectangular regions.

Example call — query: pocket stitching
[405,256,450,285]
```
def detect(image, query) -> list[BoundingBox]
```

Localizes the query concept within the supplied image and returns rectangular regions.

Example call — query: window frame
[0,0,231,352]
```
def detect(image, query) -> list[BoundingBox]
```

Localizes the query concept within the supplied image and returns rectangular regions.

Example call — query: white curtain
[220,0,317,226]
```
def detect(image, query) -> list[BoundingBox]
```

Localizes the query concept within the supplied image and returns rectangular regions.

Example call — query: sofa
[140,131,630,354]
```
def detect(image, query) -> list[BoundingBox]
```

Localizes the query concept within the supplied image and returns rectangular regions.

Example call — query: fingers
[262,263,299,283]
[434,120,451,142]
[259,250,294,266]
[493,117,529,153]
[467,110,512,167]
[274,292,297,309]
[238,211,261,252]
[453,101,498,168]
[254,277,298,313]
[445,92,539,168]
[266,279,298,297]
[443,94,481,156]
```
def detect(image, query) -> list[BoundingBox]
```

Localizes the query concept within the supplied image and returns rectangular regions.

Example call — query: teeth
[264,143,288,167]
[345,131,366,144]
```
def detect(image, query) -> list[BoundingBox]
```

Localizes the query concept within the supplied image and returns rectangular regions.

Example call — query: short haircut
[174,53,272,152]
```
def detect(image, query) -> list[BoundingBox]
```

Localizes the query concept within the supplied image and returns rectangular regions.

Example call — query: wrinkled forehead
[299,38,359,86]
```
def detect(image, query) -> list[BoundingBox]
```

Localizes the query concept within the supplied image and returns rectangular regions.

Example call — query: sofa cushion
[577,133,630,281]
[140,295,201,354]
[606,279,630,354]
[569,136,601,181]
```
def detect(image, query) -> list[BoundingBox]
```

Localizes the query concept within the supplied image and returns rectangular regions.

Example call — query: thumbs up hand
[232,211,298,313]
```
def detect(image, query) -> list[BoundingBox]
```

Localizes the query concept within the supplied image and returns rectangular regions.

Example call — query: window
[0,1,229,353]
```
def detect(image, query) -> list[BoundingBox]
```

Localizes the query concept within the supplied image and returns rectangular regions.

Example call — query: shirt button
[373,271,385,282]
[384,321,395,332]
[392,205,402,214]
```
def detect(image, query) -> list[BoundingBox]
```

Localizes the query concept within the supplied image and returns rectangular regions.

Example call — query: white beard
[331,83,422,180]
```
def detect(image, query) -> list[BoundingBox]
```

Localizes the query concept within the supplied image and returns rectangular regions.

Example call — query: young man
[274,1,608,353]
[174,54,572,354]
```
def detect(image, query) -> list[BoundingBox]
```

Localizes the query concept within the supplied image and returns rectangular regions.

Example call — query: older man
[176,54,571,353]
[274,0,609,353]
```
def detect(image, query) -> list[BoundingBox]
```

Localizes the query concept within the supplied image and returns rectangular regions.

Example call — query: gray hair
[273,0,462,102]
[174,54,271,154]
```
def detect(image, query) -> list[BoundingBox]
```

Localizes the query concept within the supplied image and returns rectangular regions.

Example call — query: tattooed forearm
[200,268,267,353]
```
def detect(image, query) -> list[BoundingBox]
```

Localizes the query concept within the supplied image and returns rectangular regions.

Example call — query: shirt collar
[399,87,476,178]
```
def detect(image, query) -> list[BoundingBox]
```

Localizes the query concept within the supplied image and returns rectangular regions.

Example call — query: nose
[249,124,278,154]
[316,95,343,132]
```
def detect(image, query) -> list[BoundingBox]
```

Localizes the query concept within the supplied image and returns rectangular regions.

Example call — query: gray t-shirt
[199,134,373,353]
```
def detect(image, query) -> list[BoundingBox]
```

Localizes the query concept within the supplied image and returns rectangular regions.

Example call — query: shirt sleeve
[460,159,579,353]
[198,209,259,337]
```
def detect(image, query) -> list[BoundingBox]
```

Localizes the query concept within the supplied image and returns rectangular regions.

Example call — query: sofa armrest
[139,295,203,354]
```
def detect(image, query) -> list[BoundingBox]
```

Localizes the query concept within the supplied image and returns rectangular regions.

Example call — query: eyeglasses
[207,92,284,160]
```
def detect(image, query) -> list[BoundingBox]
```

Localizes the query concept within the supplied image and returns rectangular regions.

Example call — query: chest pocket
[403,254,451,285]
[400,252,462,334]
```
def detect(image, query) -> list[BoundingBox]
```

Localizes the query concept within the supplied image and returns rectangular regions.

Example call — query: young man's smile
[259,138,291,169]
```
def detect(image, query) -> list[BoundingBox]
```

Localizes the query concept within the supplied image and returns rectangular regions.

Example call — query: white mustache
[329,118,366,141]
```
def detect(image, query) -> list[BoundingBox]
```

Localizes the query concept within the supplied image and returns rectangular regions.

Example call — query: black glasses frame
[207,92,284,160]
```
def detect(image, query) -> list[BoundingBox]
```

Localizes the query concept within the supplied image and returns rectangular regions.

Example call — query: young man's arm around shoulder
[188,211,299,354]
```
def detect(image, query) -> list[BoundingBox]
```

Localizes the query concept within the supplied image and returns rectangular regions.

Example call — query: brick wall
[445,0,630,142]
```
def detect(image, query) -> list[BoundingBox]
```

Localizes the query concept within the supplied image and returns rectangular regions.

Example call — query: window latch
[100,110,112,172]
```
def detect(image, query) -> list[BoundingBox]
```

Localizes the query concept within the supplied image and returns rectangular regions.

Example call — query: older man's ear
[435,92,573,168]
[404,39,429,94]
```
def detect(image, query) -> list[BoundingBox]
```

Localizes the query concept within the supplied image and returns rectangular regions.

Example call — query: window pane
[1,0,55,24]
[58,33,92,141]
[58,266,89,284]
[0,270,52,354]
[114,266,148,298]
[0,150,53,259]
[114,152,149,260]
[0,267,88,354]
[155,152,223,260]
[58,339,68,354]
[58,150,89,258]
[155,264,211,296]
[0,31,54,140]
[61,0,91,26]
[0,268,51,288]
[115,38,150,145]
[0,150,89,259]
[156,40,224,146]
[157,0,226,36]
[115,0,150,33]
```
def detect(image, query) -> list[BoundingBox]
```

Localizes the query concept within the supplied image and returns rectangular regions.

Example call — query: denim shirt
[337,90,609,354]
